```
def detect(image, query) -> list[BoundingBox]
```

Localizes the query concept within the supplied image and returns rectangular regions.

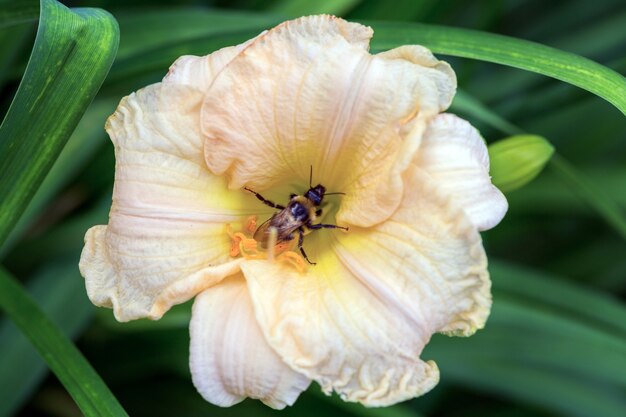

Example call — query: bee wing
[253,215,274,244]
[273,209,303,243]
[254,211,300,247]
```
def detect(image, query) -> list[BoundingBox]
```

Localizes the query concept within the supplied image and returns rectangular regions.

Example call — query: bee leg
[315,208,322,216]
[298,228,316,265]
[244,187,285,209]
[308,223,349,231]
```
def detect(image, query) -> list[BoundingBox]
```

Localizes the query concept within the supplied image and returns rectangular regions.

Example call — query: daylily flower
[79,15,507,409]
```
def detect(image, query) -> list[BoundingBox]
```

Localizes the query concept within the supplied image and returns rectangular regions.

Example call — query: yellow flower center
[223,175,346,274]
[226,216,308,273]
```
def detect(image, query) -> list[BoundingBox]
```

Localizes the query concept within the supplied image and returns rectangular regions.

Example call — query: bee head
[304,184,326,206]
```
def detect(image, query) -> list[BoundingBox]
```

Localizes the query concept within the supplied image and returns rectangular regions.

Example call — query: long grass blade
[0,262,95,417]
[0,267,128,417]
[0,0,118,245]
[367,21,626,115]
[451,89,523,136]
[0,99,117,258]
[549,154,626,240]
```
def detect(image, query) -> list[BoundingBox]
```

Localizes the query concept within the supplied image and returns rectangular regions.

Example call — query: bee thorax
[290,202,309,221]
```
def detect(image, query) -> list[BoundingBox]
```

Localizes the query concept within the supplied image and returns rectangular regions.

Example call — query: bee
[244,167,348,265]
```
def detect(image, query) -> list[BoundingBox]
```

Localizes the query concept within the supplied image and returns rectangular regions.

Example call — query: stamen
[277,251,307,273]
[226,221,308,272]
[237,233,257,250]
[229,235,241,257]
[244,216,257,233]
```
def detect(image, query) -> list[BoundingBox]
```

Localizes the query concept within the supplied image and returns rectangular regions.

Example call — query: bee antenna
[309,165,313,188]
[325,192,346,196]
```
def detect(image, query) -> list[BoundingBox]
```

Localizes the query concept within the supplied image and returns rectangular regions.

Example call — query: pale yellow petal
[190,275,310,409]
[242,259,440,407]
[163,34,262,90]
[241,166,488,406]
[416,114,508,231]
[79,83,253,322]
[201,15,456,227]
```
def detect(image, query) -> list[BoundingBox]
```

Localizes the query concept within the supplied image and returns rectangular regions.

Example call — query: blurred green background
[1,0,625,416]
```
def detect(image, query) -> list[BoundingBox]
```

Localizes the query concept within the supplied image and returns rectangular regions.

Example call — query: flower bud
[488,135,554,192]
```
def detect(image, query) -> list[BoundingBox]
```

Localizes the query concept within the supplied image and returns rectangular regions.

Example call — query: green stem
[0,267,129,417]
[549,154,626,241]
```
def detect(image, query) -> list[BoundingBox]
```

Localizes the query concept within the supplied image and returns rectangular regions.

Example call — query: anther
[245,216,257,234]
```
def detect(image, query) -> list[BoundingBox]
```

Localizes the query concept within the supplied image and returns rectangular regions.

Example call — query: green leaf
[0,261,95,417]
[0,0,125,415]
[523,85,626,161]
[367,21,626,115]
[0,267,128,417]
[474,8,626,104]
[0,0,119,245]
[451,90,523,137]
[0,98,117,258]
